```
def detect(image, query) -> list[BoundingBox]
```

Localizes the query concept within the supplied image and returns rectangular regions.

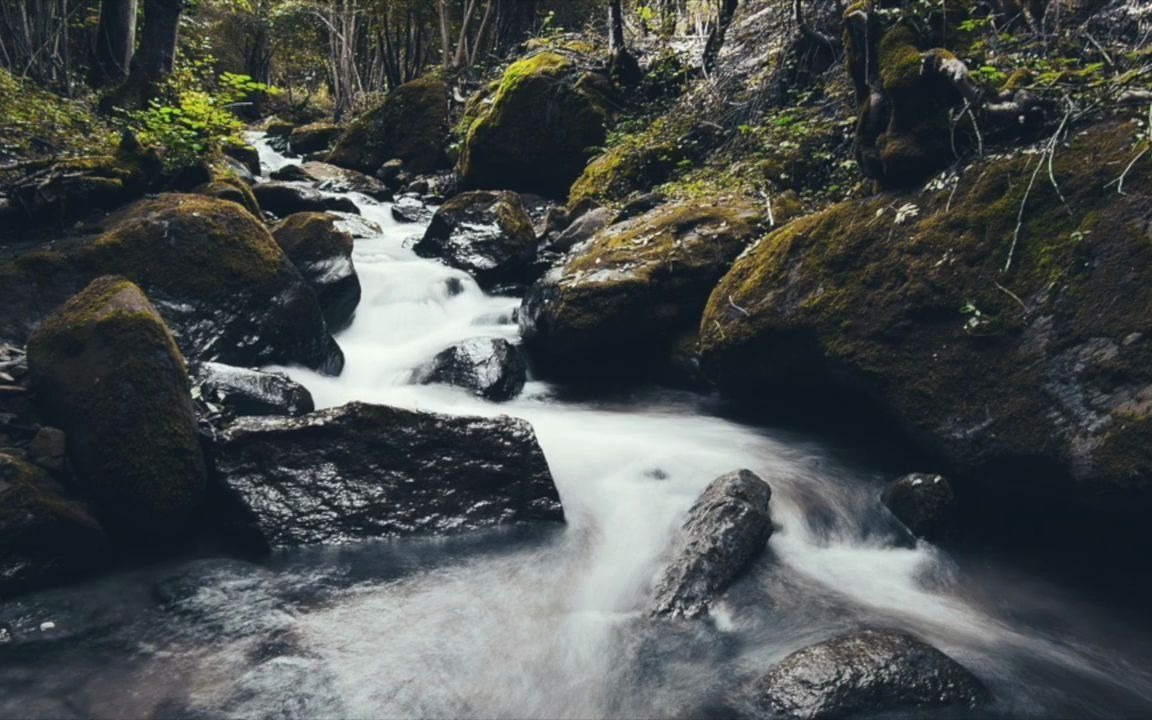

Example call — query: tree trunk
[90,0,137,87]
[703,0,738,74]
[608,0,626,52]
[99,0,184,111]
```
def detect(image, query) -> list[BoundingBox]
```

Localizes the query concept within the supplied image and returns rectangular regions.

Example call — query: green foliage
[0,68,116,163]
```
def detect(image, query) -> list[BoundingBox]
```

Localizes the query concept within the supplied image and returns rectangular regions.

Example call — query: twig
[728,295,751,317]
[993,281,1028,315]
[1004,152,1045,273]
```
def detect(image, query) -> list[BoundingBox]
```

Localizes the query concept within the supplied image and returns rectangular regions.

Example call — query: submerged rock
[326,77,450,174]
[414,337,527,401]
[750,629,988,719]
[194,362,314,418]
[212,401,562,548]
[882,473,956,542]
[272,212,361,331]
[0,194,344,373]
[27,277,207,538]
[651,469,773,619]
[252,181,359,217]
[414,190,537,289]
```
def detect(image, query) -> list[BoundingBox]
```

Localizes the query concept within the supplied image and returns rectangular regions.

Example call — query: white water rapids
[0,138,1149,719]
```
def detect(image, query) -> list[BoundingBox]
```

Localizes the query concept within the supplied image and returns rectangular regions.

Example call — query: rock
[750,629,988,719]
[299,161,391,200]
[458,52,609,199]
[25,427,66,472]
[0,452,105,598]
[414,190,537,289]
[544,205,616,254]
[221,155,256,185]
[882,474,956,542]
[26,277,207,538]
[700,123,1152,526]
[258,117,295,137]
[0,194,343,378]
[271,212,361,331]
[223,143,261,178]
[287,122,342,155]
[152,558,293,639]
[402,178,429,195]
[194,362,314,418]
[376,158,405,188]
[251,181,360,217]
[212,401,562,548]
[326,77,450,174]
[651,469,772,619]
[617,191,666,222]
[269,164,312,182]
[192,168,261,217]
[521,196,764,380]
[390,195,433,224]
[414,337,527,401]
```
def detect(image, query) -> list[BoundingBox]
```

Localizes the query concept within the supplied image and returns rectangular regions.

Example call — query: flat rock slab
[212,401,562,548]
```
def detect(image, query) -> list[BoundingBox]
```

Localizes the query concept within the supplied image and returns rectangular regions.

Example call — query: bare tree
[90,0,138,87]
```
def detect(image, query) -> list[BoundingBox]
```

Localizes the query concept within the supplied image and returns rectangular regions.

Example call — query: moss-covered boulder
[193,167,261,216]
[27,277,207,539]
[521,196,765,379]
[326,77,449,174]
[700,122,1152,526]
[0,452,106,598]
[223,142,262,178]
[414,190,537,290]
[288,122,342,155]
[458,52,609,199]
[0,194,344,373]
[272,212,361,331]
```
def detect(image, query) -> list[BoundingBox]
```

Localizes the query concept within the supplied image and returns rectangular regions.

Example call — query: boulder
[299,161,391,200]
[376,158,405,188]
[251,181,360,217]
[750,629,988,719]
[882,473,956,542]
[269,164,312,182]
[414,337,528,401]
[26,427,67,472]
[326,77,450,174]
[271,212,361,331]
[223,143,261,178]
[651,469,772,619]
[544,205,616,254]
[521,196,764,380]
[0,194,344,374]
[458,52,609,199]
[211,401,562,549]
[26,277,207,538]
[221,155,256,185]
[287,122,342,155]
[259,117,295,137]
[0,452,105,598]
[414,190,537,289]
[700,123,1152,526]
[192,168,261,217]
[391,195,433,224]
[193,362,314,418]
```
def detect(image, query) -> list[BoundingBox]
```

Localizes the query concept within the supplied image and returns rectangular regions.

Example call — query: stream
[1,137,1150,719]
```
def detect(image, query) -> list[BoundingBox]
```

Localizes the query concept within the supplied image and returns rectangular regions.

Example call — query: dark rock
[390,195,433,224]
[0,452,105,598]
[223,143,261,179]
[252,182,360,217]
[326,77,450,174]
[25,427,66,472]
[415,190,537,289]
[269,164,312,182]
[212,401,563,549]
[521,196,764,380]
[882,473,956,542]
[0,194,344,373]
[192,170,261,217]
[518,194,559,237]
[545,206,616,254]
[194,362,314,418]
[376,159,405,188]
[272,212,361,331]
[300,161,391,201]
[617,191,666,222]
[221,155,256,185]
[402,178,429,195]
[260,117,295,137]
[288,122,342,155]
[27,277,207,538]
[414,337,527,401]
[751,629,988,719]
[651,469,772,619]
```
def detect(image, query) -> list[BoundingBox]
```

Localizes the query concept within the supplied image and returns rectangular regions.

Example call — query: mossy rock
[288,122,342,155]
[223,142,262,177]
[258,116,295,137]
[193,166,261,217]
[521,195,765,379]
[0,194,344,373]
[272,212,361,331]
[457,52,610,200]
[326,77,449,174]
[0,451,106,598]
[700,121,1152,524]
[414,191,537,290]
[27,277,207,539]
[569,135,682,208]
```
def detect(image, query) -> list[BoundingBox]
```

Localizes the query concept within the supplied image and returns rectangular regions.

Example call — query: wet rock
[750,629,988,719]
[272,212,361,331]
[545,206,616,254]
[617,191,666,222]
[25,427,66,472]
[651,469,773,619]
[223,143,261,179]
[0,452,105,598]
[27,277,206,538]
[194,362,314,418]
[0,194,344,373]
[192,168,261,217]
[288,122,341,155]
[221,155,256,185]
[326,77,450,174]
[521,196,764,380]
[402,178,429,195]
[391,195,433,224]
[415,190,537,289]
[251,181,359,217]
[458,52,609,199]
[414,337,527,401]
[882,473,956,542]
[269,164,313,182]
[299,161,391,201]
[212,401,562,549]
[376,159,406,188]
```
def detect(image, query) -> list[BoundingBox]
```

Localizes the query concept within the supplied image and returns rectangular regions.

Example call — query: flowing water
[1,138,1150,719]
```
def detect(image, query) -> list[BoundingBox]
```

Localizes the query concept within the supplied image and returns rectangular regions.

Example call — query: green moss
[326,76,449,173]
[0,68,117,165]
[272,212,353,263]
